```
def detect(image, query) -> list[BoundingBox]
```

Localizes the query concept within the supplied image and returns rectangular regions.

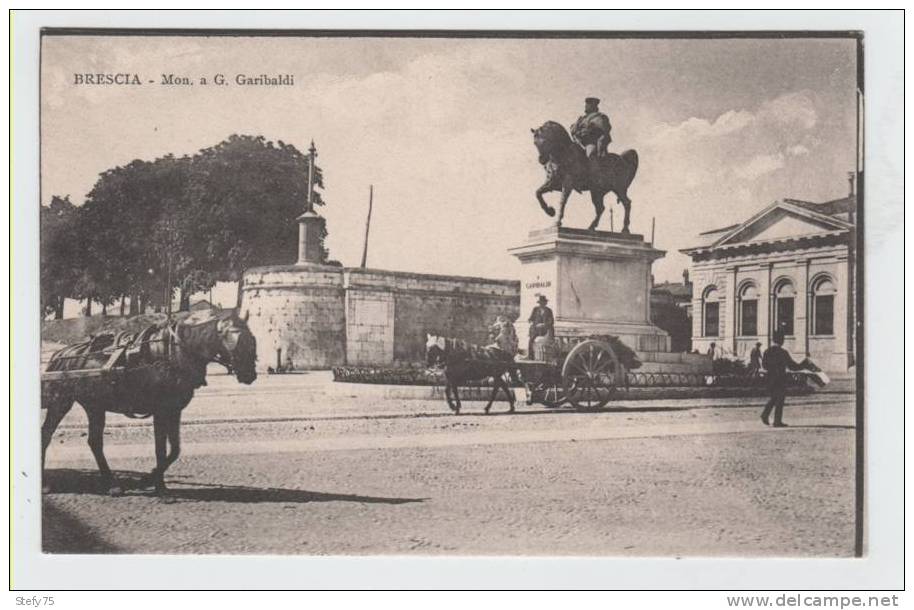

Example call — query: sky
[41,35,858,286]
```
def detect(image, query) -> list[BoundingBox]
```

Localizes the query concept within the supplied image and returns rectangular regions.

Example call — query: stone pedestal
[296,210,326,265]
[508,226,670,353]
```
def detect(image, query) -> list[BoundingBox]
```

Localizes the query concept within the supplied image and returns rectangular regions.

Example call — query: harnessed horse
[532,121,639,233]
[425,334,519,415]
[42,308,257,496]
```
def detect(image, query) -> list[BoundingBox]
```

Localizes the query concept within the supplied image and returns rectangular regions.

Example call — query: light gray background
[11,9,904,590]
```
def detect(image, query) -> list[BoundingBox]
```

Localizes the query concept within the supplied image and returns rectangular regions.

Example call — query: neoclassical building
[681,184,857,374]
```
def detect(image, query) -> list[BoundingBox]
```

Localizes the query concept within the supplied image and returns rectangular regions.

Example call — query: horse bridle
[211,349,234,372]
[167,322,235,372]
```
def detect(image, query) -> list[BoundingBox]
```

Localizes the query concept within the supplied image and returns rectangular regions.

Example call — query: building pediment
[713,201,852,247]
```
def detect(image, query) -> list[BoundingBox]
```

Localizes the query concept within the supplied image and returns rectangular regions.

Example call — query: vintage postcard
[11,10,905,593]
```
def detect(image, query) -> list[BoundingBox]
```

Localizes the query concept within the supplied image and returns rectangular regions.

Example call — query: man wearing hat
[570,97,612,159]
[760,331,808,427]
[527,294,555,360]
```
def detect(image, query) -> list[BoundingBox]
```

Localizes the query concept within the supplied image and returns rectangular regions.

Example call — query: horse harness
[434,336,515,366]
[47,317,232,419]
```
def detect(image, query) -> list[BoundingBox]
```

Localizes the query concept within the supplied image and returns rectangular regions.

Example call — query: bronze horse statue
[41,308,257,496]
[532,121,639,232]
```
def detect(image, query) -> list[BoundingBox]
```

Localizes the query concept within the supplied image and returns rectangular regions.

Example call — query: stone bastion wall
[240,264,521,370]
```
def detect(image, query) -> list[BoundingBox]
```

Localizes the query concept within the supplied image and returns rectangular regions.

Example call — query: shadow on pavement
[43,501,122,554]
[44,468,427,505]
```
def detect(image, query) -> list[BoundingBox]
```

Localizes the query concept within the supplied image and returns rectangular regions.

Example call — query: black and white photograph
[10,9,905,594]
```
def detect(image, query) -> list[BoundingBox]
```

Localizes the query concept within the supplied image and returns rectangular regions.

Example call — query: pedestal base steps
[635,351,712,374]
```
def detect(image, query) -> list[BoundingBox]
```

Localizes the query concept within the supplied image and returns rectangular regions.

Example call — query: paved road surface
[41,375,857,557]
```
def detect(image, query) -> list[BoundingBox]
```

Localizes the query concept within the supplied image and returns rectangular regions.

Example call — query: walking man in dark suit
[761,331,807,427]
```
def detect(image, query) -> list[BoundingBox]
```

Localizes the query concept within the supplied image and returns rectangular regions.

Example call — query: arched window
[811,276,837,335]
[773,280,795,336]
[703,286,719,337]
[738,282,758,336]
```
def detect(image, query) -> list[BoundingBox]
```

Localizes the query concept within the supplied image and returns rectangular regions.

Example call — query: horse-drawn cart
[516,337,627,410]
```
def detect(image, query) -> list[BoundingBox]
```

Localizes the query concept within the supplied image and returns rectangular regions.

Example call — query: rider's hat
[536,294,548,303]
[585,97,600,106]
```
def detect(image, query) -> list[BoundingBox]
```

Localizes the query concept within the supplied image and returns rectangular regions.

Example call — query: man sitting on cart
[527,294,555,360]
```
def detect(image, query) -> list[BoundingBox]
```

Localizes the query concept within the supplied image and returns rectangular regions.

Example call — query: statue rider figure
[570,97,612,159]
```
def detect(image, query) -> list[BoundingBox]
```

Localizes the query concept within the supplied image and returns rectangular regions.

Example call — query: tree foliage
[40,196,81,318]
[187,135,321,278]
[40,134,328,315]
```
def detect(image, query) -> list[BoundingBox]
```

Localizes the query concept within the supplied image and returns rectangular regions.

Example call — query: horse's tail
[621,149,639,182]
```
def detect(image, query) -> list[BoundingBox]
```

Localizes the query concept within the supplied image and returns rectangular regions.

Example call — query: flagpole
[361,185,373,269]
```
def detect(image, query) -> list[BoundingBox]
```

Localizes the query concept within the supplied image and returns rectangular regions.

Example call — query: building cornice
[681,231,849,262]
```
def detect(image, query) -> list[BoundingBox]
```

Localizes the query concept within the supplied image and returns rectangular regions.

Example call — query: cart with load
[516,335,629,410]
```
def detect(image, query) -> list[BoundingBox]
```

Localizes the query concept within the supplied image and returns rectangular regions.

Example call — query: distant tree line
[40,134,329,319]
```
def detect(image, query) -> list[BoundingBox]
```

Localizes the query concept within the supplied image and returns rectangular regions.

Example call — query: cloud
[648,109,754,145]
[639,90,821,195]
[759,92,818,129]
[648,91,818,148]
[40,37,854,286]
[734,153,786,181]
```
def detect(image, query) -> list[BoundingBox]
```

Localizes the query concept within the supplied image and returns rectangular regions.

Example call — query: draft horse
[532,121,639,233]
[41,308,257,496]
[426,334,519,415]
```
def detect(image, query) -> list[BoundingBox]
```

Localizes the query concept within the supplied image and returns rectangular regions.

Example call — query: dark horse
[42,308,257,496]
[532,121,639,232]
[425,334,518,415]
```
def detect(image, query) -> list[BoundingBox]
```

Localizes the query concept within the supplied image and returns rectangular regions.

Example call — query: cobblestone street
[41,375,857,557]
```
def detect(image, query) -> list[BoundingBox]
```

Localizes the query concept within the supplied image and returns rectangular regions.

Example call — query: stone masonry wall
[349,268,520,366]
[241,265,346,370]
[242,265,520,369]
[393,292,520,365]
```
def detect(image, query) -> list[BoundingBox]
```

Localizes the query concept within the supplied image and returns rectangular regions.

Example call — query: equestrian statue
[532,97,639,233]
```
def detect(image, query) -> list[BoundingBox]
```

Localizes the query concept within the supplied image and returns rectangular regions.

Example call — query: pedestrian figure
[760,331,808,427]
[748,342,763,376]
[707,342,717,358]
[527,294,554,360]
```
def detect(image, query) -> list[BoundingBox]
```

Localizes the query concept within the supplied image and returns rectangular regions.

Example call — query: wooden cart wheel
[561,340,624,410]
[520,365,568,408]
[528,377,568,408]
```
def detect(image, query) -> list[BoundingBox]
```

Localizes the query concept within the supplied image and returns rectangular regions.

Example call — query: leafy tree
[40,196,81,319]
[79,156,195,313]
[186,134,328,282]
[41,134,330,317]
